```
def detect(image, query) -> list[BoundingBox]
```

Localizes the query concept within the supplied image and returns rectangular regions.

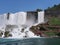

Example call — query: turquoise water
[0,38,60,45]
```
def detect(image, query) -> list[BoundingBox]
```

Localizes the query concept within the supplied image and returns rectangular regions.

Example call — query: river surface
[0,38,60,45]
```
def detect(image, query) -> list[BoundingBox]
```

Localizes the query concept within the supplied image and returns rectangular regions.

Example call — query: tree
[36,9,42,12]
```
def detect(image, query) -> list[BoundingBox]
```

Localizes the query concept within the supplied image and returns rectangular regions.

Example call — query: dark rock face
[4,31,12,37]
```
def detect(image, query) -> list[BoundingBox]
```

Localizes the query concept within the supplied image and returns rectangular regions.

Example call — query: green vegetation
[44,32,56,37]
[44,32,60,37]
[47,27,56,30]
[46,4,60,11]
[49,17,60,25]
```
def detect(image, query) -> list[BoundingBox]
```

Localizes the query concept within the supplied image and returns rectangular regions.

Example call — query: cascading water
[8,26,40,38]
[0,11,44,38]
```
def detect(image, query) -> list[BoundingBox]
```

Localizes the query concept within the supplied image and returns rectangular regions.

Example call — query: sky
[0,0,60,14]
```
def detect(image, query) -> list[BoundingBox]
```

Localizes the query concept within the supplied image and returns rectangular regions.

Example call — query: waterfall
[0,11,44,38]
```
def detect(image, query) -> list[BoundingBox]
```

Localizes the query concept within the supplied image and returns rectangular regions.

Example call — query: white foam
[0,11,44,38]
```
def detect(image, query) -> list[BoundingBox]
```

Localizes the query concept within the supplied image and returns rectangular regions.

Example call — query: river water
[0,38,60,45]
